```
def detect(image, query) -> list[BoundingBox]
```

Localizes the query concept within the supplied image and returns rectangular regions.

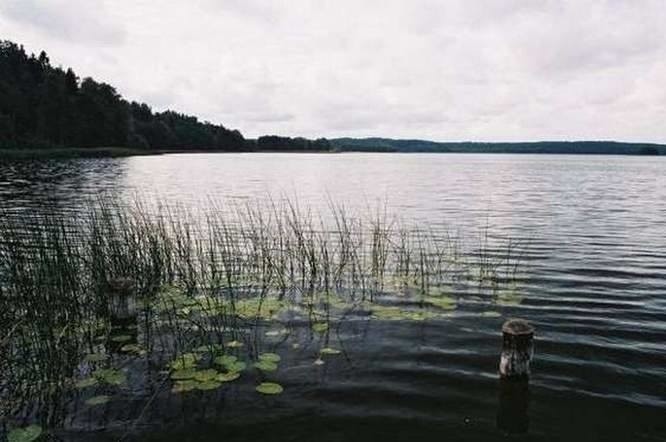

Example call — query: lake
[1,153,665,441]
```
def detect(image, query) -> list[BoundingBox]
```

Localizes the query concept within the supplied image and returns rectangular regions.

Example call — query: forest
[0,40,329,153]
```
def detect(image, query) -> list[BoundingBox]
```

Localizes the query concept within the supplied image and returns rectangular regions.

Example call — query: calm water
[1,153,665,441]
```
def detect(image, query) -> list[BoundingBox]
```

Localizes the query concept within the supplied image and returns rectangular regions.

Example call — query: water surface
[1,153,665,441]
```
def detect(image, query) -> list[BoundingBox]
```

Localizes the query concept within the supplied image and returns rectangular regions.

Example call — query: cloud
[0,0,125,45]
[0,0,664,142]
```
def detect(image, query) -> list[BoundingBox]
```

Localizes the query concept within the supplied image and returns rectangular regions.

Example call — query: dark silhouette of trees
[333,138,665,155]
[0,40,255,152]
[256,136,330,151]
[638,146,659,155]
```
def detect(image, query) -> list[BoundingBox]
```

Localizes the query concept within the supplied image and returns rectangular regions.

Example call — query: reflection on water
[1,153,665,441]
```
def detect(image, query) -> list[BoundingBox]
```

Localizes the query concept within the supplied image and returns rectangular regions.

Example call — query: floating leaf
[371,305,439,321]
[216,372,240,382]
[84,353,108,363]
[85,395,111,406]
[8,425,42,442]
[120,343,144,354]
[110,335,132,343]
[169,353,199,370]
[194,344,223,353]
[170,368,197,380]
[94,368,126,385]
[258,352,281,363]
[196,380,222,391]
[225,340,244,348]
[171,380,198,393]
[254,360,278,372]
[193,369,218,382]
[320,347,341,355]
[225,361,247,373]
[312,322,329,333]
[265,329,287,337]
[425,296,457,310]
[234,298,284,319]
[213,355,237,367]
[481,311,501,318]
[75,377,98,389]
[497,290,523,306]
[313,358,325,366]
[256,382,283,395]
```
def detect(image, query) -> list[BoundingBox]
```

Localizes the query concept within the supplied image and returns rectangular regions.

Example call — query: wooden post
[107,277,138,352]
[108,277,136,321]
[499,318,534,379]
[497,377,530,434]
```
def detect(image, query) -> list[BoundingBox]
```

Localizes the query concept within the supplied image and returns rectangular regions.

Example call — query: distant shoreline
[0,147,337,160]
[0,146,662,161]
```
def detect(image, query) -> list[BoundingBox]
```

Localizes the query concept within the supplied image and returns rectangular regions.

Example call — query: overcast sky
[1,0,665,142]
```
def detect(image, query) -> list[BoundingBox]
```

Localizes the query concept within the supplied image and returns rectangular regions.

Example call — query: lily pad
[94,368,126,385]
[213,355,238,367]
[497,290,523,306]
[225,340,244,348]
[169,353,200,370]
[85,395,111,406]
[193,369,219,382]
[196,380,222,391]
[481,311,501,318]
[258,352,281,363]
[84,353,108,363]
[425,296,457,310]
[225,361,247,373]
[194,344,223,353]
[8,425,42,442]
[313,358,325,366]
[171,380,198,393]
[216,372,240,382]
[254,360,278,372]
[75,377,98,389]
[371,305,439,321]
[256,382,283,395]
[170,368,197,380]
[110,335,132,343]
[120,343,145,354]
[320,347,341,355]
[312,322,329,333]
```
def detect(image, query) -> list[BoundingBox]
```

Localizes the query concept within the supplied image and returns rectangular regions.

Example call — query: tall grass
[0,196,523,430]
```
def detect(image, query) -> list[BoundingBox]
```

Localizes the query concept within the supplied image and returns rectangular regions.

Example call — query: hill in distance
[332,138,664,155]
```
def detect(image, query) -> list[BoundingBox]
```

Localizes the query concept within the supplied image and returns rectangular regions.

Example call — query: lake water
[1,153,665,441]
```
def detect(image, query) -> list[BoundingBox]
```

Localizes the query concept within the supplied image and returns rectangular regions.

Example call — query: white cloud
[0,0,126,45]
[0,0,664,142]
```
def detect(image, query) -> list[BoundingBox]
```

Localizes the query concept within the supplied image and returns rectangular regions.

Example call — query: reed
[0,196,524,431]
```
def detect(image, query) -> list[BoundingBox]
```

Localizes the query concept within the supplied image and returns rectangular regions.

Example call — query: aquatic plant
[0,196,524,432]
[255,382,283,395]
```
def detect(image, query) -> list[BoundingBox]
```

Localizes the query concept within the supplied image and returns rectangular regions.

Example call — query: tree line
[332,138,664,155]
[0,40,330,152]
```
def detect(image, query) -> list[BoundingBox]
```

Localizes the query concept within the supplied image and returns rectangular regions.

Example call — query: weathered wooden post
[108,277,137,322]
[497,376,530,434]
[107,277,138,352]
[497,318,534,434]
[499,318,534,379]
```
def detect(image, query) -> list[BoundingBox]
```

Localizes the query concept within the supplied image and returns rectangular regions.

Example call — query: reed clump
[0,196,524,431]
